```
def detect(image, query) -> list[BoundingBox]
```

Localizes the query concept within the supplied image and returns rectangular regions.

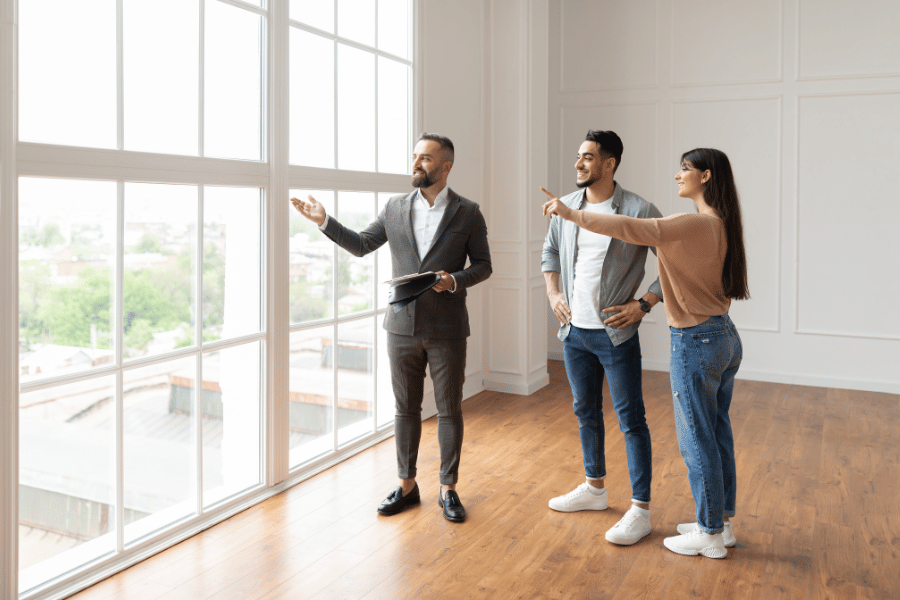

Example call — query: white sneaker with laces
[676,521,736,547]
[548,483,608,512]
[605,507,651,545]
[663,529,727,558]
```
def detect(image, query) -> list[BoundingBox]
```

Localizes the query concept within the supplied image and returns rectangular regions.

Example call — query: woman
[541,148,749,558]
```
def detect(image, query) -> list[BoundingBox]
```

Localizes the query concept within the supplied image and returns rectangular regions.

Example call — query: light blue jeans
[669,314,742,534]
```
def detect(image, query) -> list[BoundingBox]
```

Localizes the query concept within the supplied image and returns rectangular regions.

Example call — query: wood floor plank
[64,361,900,600]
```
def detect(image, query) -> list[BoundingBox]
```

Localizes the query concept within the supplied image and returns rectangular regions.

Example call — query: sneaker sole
[675,524,736,548]
[663,538,727,558]
[605,529,651,546]
[548,504,608,513]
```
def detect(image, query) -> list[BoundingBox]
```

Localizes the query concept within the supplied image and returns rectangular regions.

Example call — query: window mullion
[333,0,339,170]
[116,0,124,150]
[115,180,125,553]
[196,184,205,514]
[374,0,379,174]
[199,0,206,157]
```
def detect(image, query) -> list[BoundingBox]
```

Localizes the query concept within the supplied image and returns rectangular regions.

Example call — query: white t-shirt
[570,197,616,329]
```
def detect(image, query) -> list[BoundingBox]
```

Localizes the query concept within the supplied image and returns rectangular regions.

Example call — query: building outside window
[10,0,414,597]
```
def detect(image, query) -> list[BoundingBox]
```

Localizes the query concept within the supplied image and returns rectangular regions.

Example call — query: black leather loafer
[438,488,466,523]
[377,483,420,516]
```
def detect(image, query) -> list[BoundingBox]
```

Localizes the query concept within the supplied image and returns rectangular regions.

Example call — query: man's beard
[412,167,441,188]
[575,174,600,189]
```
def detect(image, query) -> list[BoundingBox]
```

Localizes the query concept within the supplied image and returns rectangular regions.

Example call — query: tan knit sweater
[570,210,730,328]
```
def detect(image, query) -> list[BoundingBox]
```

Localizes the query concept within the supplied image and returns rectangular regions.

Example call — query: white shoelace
[614,510,641,529]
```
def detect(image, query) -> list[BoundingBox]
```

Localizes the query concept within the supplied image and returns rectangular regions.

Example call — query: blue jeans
[563,326,652,503]
[670,314,742,534]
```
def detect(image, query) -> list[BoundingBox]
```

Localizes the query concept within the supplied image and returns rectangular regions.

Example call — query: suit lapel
[401,190,419,261]
[421,188,460,265]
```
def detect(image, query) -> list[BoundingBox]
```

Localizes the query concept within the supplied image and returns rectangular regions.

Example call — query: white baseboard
[482,370,550,396]
[548,351,564,361]
[637,360,899,395]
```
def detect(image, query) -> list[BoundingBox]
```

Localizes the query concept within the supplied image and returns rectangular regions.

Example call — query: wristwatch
[637,298,652,313]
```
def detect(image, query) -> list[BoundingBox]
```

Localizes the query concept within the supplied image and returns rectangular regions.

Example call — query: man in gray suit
[291,133,491,522]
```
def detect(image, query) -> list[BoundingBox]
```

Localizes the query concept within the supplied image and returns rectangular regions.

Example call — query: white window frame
[0,1,421,598]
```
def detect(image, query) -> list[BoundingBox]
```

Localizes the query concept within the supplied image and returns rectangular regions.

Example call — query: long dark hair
[681,148,750,300]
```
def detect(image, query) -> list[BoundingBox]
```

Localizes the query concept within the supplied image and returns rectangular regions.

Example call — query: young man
[540,130,662,545]
[292,133,491,523]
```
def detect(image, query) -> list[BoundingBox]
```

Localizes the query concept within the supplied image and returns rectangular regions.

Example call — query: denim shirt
[541,183,663,346]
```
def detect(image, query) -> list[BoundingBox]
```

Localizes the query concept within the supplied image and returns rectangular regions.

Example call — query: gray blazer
[542,183,663,346]
[321,188,492,339]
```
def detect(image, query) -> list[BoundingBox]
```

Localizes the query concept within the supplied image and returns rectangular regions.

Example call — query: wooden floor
[71,360,900,600]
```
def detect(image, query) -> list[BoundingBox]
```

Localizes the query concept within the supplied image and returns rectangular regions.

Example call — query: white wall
[417,0,491,410]
[420,0,551,400]
[546,0,900,394]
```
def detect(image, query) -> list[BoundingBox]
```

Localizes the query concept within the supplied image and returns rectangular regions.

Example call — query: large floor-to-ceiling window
[6,1,414,598]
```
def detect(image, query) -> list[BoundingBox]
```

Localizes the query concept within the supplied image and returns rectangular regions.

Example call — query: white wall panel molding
[487,285,523,375]
[483,0,549,396]
[670,0,783,88]
[548,0,899,392]
[794,91,900,341]
[528,284,548,373]
[559,0,659,93]
[797,0,900,82]
[670,96,783,333]
[1,3,19,597]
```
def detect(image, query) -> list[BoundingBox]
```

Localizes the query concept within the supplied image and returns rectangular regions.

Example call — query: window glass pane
[19,376,116,590]
[337,191,375,315]
[337,44,375,171]
[203,187,263,342]
[378,0,410,59]
[123,356,197,545]
[205,1,263,161]
[376,192,402,309]
[378,58,410,174]
[290,29,335,168]
[19,178,116,382]
[376,325,392,428]
[124,184,197,359]
[19,0,116,148]
[337,0,375,46]
[289,326,333,467]
[290,0,334,33]
[203,342,262,507]
[290,190,335,324]
[124,0,199,155]
[337,319,374,445]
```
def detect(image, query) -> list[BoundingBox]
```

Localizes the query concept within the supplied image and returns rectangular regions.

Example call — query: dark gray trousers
[387,333,466,485]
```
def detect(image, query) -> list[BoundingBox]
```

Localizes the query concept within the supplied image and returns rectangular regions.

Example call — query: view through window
[14,0,413,596]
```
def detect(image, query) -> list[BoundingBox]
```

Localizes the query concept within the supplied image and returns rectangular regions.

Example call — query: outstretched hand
[540,187,572,221]
[291,195,327,226]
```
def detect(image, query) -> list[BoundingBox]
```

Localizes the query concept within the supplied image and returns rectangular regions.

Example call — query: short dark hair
[585,130,623,173]
[417,132,455,163]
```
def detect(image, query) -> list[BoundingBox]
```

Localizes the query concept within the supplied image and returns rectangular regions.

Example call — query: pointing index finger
[540,186,557,200]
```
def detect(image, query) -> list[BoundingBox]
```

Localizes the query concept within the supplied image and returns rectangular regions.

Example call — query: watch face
[639,299,651,312]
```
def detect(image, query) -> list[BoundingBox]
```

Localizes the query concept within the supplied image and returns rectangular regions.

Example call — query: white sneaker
[676,521,736,547]
[548,483,608,512]
[605,507,651,545]
[663,529,727,558]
